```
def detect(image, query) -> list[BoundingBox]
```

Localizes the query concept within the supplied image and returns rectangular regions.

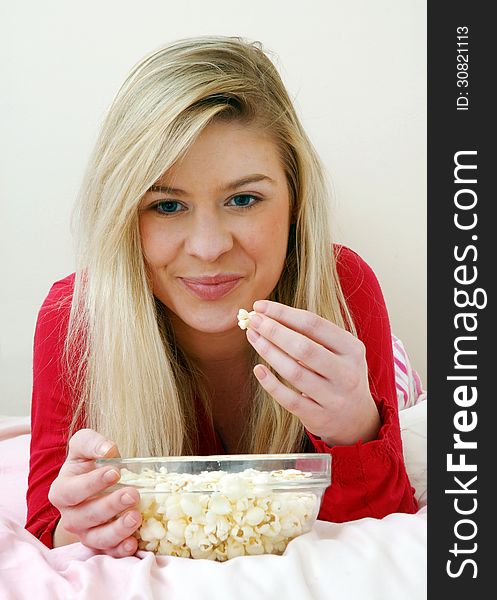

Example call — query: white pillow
[399,399,427,508]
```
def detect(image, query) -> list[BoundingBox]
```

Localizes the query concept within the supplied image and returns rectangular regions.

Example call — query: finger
[81,508,142,552]
[248,313,337,378]
[252,300,357,355]
[50,464,123,508]
[60,486,141,532]
[253,364,321,423]
[61,429,120,477]
[246,328,329,403]
[100,536,140,559]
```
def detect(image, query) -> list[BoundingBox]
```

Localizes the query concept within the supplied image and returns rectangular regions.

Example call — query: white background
[0,0,426,415]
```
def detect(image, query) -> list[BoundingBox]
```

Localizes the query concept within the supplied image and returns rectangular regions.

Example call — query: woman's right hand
[48,428,142,557]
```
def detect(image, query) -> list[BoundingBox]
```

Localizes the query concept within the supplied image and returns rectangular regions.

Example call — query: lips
[179,274,243,300]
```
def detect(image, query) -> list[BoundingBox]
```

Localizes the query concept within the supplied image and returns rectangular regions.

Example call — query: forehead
[156,120,286,188]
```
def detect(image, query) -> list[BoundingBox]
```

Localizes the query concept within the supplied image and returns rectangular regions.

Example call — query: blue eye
[227,195,260,209]
[155,201,183,214]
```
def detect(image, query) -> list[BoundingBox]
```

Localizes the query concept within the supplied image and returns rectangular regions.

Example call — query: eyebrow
[148,174,276,195]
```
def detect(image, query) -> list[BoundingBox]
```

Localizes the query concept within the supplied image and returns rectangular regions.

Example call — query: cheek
[139,219,178,270]
[243,215,289,272]
[261,209,290,248]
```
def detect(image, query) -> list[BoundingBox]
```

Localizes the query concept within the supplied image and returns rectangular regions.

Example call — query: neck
[166,312,254,453]
[167,311,252,383]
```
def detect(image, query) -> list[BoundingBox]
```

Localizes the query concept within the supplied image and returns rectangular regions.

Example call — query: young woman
[25,36,417,558]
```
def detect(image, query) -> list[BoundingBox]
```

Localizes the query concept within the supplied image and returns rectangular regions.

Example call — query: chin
[166,300,241,333]
[182,314,239,334]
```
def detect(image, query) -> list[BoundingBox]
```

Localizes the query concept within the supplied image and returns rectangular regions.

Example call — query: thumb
[66,428,120,463]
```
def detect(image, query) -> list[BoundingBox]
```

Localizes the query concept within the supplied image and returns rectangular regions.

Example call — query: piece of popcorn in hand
[237,308,256,330]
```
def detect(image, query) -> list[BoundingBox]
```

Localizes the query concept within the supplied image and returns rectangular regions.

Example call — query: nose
[184,212,234,262]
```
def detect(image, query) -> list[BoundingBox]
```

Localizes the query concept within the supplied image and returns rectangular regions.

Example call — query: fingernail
[253,300,268,313]
[254,365,267,380]
[97,441,113,456]
[124,540,135,552]
[102,469,120,483]
[121,493,135,506]
[124,512,138,527]
[249,313,263,328]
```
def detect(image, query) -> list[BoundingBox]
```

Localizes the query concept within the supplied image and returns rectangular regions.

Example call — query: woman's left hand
[245,300,381,447]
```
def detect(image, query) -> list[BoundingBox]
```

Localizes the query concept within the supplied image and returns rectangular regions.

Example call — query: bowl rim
[96,453,331,489]
[96,452,331,464]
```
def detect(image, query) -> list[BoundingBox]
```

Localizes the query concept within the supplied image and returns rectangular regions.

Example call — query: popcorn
[255,514,281,537]
[226,539,245,559]
[166,518,187,546]
[218,473,251,501]
[237,308,256,330]
[180,493,204,518]
[215,517,231,541]
[280,515,303,538]
[164,493,184,520]
[231,524,255,544]
[140,517,166,542]
[245,506,265,526]
[245,538,265,555]
[118,467,320,562]
[208,493,232,515]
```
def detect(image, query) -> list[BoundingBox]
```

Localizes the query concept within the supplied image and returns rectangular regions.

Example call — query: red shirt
[25,246,418,548]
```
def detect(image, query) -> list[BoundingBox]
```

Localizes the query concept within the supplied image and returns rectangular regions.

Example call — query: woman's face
[139,120,292,334]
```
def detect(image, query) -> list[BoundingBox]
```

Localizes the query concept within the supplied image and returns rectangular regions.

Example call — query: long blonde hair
[66,35,356,457]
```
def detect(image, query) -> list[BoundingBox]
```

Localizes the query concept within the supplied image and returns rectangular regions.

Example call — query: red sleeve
[308,246,418,522]
[25,274,79,548]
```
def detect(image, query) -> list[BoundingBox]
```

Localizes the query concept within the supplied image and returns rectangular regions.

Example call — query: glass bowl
[96,453,331,561]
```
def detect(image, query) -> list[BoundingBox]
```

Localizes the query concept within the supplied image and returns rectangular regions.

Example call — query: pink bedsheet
[0,407,427,600]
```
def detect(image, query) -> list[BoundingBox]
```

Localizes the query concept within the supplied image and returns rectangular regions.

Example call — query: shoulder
[333,244,383,300]
[332,244,390,341]
[35,273,75,336]
[39,273,75,310]
[43,273,75,302]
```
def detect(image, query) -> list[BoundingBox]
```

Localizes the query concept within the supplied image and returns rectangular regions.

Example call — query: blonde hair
[66,35,356,457]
